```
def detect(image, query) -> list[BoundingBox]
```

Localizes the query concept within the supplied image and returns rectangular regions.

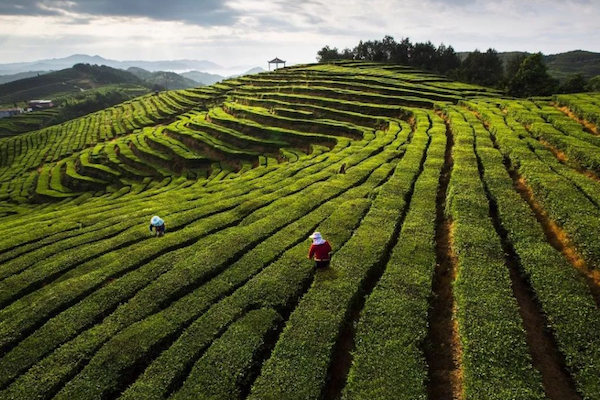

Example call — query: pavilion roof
[268,57,286,64]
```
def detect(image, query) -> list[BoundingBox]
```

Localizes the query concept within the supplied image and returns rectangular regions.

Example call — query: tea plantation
[1,61,600,400]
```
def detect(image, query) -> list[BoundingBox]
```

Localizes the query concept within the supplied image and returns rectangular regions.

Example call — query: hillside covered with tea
[1,61,600,400]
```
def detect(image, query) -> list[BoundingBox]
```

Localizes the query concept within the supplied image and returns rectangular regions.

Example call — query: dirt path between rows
[426,116,463,400]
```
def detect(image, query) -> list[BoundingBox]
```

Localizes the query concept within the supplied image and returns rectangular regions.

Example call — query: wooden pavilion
[268,57,286,71]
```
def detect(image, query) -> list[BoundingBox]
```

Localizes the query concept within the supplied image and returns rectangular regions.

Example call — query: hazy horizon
[1,0,599,67]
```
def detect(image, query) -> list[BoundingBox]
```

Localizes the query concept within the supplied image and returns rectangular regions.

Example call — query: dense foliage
[317,36,461,75]
[56,89,136,121]
[457,49,504,87]
[586,75,600,92]
[508,53,559,97]
[318,37,600,97]
[128,68,201,91]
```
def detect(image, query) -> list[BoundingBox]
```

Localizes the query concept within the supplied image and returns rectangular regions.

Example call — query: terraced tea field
[1,61,600,400]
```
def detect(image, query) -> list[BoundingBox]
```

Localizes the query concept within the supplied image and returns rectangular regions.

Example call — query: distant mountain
[545,50,600,81]
[0,63,143,104]
[230,67,266,78]
[126,67,202,90]
[0,71,51,85]
[246,67,266,74]
[139,70,202,90]
[183,67,266,85]
[458,50,600,81]
[181,71,225,86]
[126,67,154,80]
[0,54,222,75]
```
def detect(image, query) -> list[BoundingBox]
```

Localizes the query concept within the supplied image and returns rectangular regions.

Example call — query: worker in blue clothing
[149,215,166,237]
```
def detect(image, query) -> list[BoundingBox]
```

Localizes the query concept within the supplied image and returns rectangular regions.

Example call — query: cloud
[0,0,331,30]
[0,0,598,65]
[0,0,242,26]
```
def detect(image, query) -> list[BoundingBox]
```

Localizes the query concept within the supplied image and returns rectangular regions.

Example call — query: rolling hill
[182,67,266,86]
[545,50,600,80]
[181,70,227,86]
[460,50,600,81]
[0,54,259,77]
[0,54,223,76]
[0,85,151,137]
[499,50,600,80]
[0,63,145,105]
[0,71,51,85]
[127,68,202,90]
[1,61,600,400]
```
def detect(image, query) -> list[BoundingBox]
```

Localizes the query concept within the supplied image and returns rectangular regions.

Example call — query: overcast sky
[0,0,598,68]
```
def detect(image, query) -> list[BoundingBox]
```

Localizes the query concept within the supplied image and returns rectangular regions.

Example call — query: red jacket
[308,241,332,261]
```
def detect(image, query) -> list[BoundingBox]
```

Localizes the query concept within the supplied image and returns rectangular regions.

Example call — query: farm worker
[339,163,347,174]
[149,215,166,237]
[308,232,332,268]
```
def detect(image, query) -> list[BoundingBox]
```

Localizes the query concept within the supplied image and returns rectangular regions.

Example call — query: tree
[369,39,388,62]
[353,40,370,61]
[505,53,528,80]
[315,36,463,75]
[559,74,587,94]
[390,37,412,65]
[411,41,438,71]
[435,44,461,74]
[316,46,337,62]
[586,76,600,92]
[459,49,504,87]
[317,46,352,62]
[340,48,354,60]
[379,35,398,62]
[508,53,558,97]
[151,83,165,92]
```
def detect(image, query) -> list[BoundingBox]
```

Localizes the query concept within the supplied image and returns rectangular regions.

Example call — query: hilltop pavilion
[268,57,286,71]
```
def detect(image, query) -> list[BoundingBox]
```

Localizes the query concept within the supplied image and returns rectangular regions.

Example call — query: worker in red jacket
[308,232,332,268]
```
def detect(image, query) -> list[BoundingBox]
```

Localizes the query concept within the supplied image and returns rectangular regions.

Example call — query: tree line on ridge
[317,36,600,97]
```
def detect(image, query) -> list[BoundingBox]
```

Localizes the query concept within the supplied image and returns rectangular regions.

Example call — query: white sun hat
[151,216,163,226]
[309,232,326,245]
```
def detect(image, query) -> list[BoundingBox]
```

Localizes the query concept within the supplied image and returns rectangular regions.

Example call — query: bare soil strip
[426,117,463,400]
[474,137,581,400]
[321,164,401,400]
[555,104,599,136]
[477,112,600,308]
[511,174,600,308]
[537,138,600,184]
[504,248,581,400]
[323,125,429,400]
[539,138,569,164]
